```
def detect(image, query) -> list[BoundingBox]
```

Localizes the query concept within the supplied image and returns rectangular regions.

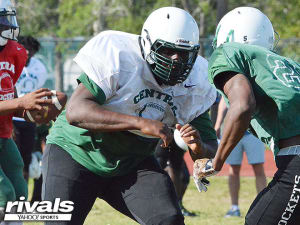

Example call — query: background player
[13,35,48,181]
[195,7,300,225]
[155,111,217,217]
[155,141,195,216]
[0,0,53,223]
[13,35,49,204]
[43,7,217,225]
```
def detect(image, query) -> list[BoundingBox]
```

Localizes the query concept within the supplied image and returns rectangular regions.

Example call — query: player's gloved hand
[193,177,210,192]
[193,158,218,179]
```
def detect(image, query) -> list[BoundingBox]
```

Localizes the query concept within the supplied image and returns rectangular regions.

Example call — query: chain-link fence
[36,37,300,96]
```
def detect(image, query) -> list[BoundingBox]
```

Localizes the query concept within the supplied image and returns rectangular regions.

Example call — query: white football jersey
[15,57,48,97]
[74,30,216,137]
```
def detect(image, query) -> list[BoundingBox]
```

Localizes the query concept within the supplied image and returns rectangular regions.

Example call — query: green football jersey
[47,74,217,177]
[208,42,300,156]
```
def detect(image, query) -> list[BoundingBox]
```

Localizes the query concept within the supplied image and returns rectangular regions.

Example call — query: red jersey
[0,40,27,138]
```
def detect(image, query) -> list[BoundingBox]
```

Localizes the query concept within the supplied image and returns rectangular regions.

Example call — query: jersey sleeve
[73,32,121,100]
[77,73,106,105]
[208,44,249,90]
[190,110,217,141]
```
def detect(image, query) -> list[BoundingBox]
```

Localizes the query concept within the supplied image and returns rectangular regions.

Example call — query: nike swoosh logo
[17,47,22,50]
[184,84,196,88]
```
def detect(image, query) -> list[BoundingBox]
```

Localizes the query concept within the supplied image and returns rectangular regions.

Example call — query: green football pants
[0,138,28,207]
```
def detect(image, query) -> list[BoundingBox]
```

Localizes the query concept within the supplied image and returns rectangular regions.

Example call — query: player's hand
[18,88,53,111]
[193,177,210,192]
[193,158,218,179]
[139,119,173,147]
[175,123,202,154]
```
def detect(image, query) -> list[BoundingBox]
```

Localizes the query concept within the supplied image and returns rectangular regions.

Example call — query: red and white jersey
[74,30,216,137]
[0,40,27,138]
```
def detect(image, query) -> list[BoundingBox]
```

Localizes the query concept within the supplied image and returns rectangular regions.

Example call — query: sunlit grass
[24,176,271,225]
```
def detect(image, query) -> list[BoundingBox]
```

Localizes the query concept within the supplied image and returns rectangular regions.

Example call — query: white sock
[231,205,239,211]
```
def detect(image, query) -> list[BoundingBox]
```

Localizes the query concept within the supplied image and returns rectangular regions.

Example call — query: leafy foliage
[16,0,300,40]
[16,0,60,36]
[15,0,299,61]
[57,0,95,37]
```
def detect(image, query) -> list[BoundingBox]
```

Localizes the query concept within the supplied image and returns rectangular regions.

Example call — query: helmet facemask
[0,7,19,45]
[147,39,199,85]
[141,7,200,86]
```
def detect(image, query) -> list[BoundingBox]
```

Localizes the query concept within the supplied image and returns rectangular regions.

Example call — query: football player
[155,112,217,217]
[13,36,48,181]
[43,7,218,225]
[0,0,53,223]
[195,7,300,225]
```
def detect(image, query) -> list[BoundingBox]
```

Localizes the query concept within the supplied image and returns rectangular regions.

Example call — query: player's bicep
[71,83,98,103]
[76,73,106,104]
[66,73,107,121]
[218,73,256,112]
[66,82,105,125]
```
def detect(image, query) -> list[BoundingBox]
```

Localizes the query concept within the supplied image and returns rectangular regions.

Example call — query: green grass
[24,176,271,225]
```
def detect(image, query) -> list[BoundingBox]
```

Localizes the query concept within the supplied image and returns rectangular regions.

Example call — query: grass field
[23,176,271,225]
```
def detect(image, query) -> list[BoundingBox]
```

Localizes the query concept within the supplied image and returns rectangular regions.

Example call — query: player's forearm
[66,98,144,132]
[189,139,218,161]
[0,98,23,116]
[213,103,252,171]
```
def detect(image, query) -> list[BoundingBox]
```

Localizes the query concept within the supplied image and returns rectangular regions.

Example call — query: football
[173,129,189,151]
[24,90,67,124]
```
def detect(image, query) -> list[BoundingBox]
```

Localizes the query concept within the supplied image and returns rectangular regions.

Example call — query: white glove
[193,177,210,192]
[193,158,218,179]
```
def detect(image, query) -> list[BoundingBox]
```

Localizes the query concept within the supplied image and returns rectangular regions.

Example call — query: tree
[216,0,228,22]
[16,0,60,37]
[14,0,299,90]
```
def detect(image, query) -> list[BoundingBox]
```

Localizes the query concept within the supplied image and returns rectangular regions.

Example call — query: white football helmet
[0,0,19,46]
[141,7,200,85]
[213,7,275,50]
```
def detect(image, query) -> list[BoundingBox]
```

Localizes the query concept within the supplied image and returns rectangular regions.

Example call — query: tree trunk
[54,48,64,92]
[217,0,228,23]
[92,0,108,35]
[181,0,191,12]
[199,8,205,56]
